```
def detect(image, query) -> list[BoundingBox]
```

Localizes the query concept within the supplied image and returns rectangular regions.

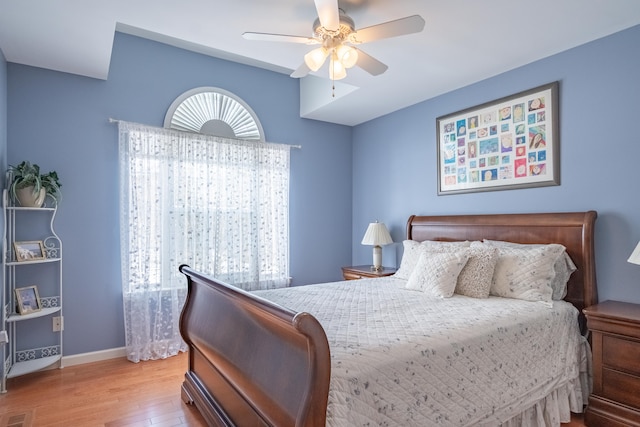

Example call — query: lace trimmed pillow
[394,239,471,280]
[477,242,565,303]
[405,250,470,297]
[482,239,576,300]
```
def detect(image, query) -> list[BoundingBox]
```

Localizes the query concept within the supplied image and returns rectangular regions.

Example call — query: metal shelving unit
[1,189,63,393]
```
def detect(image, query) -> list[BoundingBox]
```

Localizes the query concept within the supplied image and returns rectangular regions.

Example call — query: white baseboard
[62,347,127,367]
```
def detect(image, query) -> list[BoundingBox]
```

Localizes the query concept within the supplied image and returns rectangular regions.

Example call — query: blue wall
[352,24,640,305]
[6,33,353,356]
[0,49,6,266]
[5,25,640,358]
[0,49,6,191]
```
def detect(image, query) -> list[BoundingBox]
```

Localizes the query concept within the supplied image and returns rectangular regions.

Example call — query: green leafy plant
[8,161,62,202]
[40,170,62,199]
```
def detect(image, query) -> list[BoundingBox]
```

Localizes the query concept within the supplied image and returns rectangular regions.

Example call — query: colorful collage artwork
[437,83,557,194]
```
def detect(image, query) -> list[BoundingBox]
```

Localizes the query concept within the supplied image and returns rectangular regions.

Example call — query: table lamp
[361,221,393,271]
[628,241,640,265]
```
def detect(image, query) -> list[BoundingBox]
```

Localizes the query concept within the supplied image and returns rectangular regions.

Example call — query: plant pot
[15,186,46,207]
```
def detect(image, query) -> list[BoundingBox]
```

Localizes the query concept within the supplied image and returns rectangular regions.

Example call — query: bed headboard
[406,211,598,333]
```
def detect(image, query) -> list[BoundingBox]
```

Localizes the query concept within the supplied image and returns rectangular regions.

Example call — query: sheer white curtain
[118,121,291,362]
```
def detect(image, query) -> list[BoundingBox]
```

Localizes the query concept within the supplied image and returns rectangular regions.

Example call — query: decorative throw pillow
[405,250,470,298]
[482,239,576,300]
[455,245,499,298]
[482,242,565,303]
[419,243,497,298]
[394,239,471,280]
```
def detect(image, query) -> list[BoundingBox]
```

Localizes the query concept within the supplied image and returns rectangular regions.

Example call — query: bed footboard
[178,265,331,427]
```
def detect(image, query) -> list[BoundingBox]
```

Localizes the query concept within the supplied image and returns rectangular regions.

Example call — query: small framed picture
[15,285,42,315]
[13,240,46,262]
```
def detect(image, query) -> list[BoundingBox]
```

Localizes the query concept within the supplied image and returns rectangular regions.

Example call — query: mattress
[254,276,586,426]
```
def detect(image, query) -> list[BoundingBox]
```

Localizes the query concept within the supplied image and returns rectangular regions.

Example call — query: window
[117,90,290,362]
[119,123,291,292]
[164,87,265,141]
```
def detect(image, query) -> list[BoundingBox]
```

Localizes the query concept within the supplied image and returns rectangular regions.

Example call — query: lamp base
[371,245,383,272]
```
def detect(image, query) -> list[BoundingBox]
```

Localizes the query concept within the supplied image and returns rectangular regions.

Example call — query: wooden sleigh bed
[178,211,598,426]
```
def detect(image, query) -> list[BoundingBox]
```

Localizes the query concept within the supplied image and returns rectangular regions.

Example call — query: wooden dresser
[584,300,640,426]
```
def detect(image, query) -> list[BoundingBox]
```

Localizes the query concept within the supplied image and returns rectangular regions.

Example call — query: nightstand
[583,300,640,426]
[341,265,397,280]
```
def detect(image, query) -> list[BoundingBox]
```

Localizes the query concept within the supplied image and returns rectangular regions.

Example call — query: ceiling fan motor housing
[312,12,355,42]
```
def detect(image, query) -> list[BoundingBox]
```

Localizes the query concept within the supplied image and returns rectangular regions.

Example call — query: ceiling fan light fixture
[329,53,347,80]
[304,47,329,71]
[336,44,358,69]
[244,5,425,84]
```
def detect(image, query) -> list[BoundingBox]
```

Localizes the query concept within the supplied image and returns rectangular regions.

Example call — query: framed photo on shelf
[436,82,559,195]
[15,285,42,315]
[13,240,46,262]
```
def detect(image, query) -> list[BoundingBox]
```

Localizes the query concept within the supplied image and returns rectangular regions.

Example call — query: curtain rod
[109,118,301,149]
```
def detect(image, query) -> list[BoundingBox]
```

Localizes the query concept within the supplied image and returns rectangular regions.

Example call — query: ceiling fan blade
[291,62,311,78]
[314,0,340,31]
[355,49,388,76]
[243,32,318,45]
[350,15,425,44]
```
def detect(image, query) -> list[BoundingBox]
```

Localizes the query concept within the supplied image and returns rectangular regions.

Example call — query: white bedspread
[254,277,586,426]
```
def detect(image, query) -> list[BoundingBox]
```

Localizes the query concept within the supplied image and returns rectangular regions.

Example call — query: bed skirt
[496,336,591,427]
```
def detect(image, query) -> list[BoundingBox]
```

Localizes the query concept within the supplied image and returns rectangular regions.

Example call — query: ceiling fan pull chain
[331,54,336,97]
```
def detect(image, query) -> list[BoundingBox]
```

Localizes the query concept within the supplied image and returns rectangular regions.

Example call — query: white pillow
[474,241,564,303]
[482,239,576,300]
[394,239,471,280]
[422,240,471,250]
[405,250,470,298]
[394,240,423,280]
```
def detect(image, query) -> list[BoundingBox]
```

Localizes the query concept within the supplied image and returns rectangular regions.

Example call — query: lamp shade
[329,54,347,80]
[336,44,358,69]
[304,47,328,71]
[361,222,393,246]
[628,241,640,265]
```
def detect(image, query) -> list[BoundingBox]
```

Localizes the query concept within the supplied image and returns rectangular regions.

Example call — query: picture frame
[15,285,42,315]
[13,240,46,262]
[436,82,559,195]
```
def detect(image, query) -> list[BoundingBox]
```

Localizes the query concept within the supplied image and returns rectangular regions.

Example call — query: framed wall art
[436,82,559,195]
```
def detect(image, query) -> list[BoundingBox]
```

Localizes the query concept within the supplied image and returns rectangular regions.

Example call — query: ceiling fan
[242,0,425,81]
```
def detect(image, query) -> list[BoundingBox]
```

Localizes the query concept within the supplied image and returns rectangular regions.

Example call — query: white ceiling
[2,0,640,126]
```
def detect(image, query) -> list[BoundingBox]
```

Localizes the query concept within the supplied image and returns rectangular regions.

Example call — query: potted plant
[8,161,62,207]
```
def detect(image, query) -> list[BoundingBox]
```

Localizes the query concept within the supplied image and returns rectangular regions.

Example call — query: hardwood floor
[0,353,205,426]
[0,352,586,426]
